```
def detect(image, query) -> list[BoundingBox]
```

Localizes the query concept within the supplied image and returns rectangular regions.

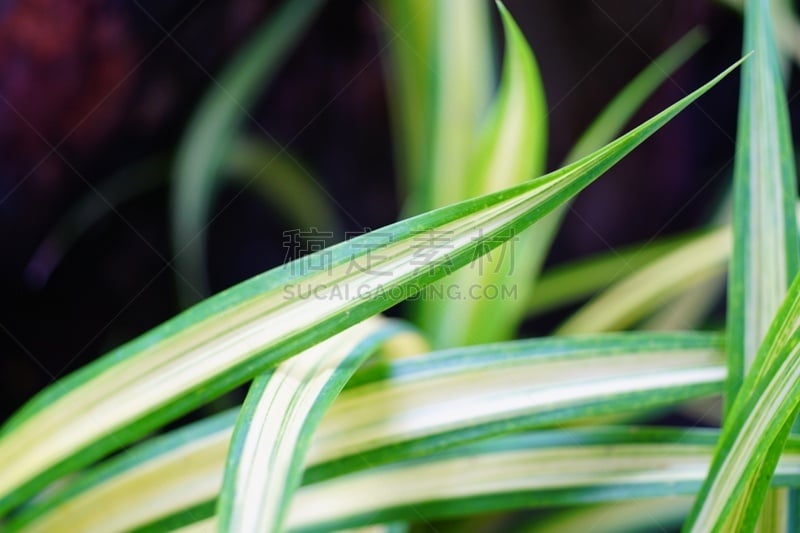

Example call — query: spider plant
[2,1,799,532]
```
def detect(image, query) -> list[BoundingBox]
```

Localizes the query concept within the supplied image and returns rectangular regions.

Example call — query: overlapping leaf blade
[11,332,725,532]
[525,27,706,337]
[217,317,409,532]
[35,426,800,533]
[726,0,799,405]
[557,226,729,333]
[683,0,800,530]
[684,273,800,531]
[0,44,745,520]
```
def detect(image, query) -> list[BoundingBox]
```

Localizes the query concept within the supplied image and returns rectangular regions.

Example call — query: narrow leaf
[684,274,800,531]
[171,0,326,305]
[416,1,549,347]
[717,0,800,528]
[217,317,408,532]
[12,332,726,532]
[413,0,494,212]
[726,0,799,404]
[557,226,729,333]
[136,428,800,532]
[0,57,744,515]
[528,233,693,316]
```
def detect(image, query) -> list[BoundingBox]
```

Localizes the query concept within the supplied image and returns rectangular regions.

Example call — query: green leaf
[0,55,744,516]
[412,0,495,213]
[75,427,800,533]
[501,27,704,343]
[462,2,547,199]
[6,409,237,533]
[414,2,548,347]
[557,226,729,334]
[726,0,799,405]
[376,0,435,201]
[713,0,800,528]
[528,231,700,317]
[684,273,800,531]
[217,317,408,532]
[252,428,800,531]
[171,0,326,305]
[717,0,800,73]
[378,0,496,212]
[11,332,726,532]
[306,332,724,483]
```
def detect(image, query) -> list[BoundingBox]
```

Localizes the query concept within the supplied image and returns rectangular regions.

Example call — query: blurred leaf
[226,137,340,233]
[567,28,707,162]
[376,0,434,202]
[717,0,800,74]
[25,137,337,290]
[24,156,167,288]
[520,497,693,533]
[172,0,326,305]
[416,2,548,347]
[409,0,495,213]
[557,226,729,334]
[642,189,733,332]
[528,232,696,317]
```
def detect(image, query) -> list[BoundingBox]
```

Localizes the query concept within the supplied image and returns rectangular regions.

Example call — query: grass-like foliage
[3,1,800,532]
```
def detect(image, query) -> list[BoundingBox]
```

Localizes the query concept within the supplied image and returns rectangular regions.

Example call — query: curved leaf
[416,2,548,347]
[684,273,800,531]
[0,56,744,516]
[557,226,729,334]
[171,0,326,305]
[11,332,725,532]
[217,317,408,532]
[527,232,696,317]
[134,428,800,532]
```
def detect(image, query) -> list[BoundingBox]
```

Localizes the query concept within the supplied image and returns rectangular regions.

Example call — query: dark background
[0,0,770,419]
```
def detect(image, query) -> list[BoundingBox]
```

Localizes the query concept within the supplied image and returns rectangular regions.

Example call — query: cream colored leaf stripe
[9,332,726,532]
[691,0,800,529]
[0,55,745,516]
[122,428,800,532]
[217,317,407,532]
[416,0,548,348]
